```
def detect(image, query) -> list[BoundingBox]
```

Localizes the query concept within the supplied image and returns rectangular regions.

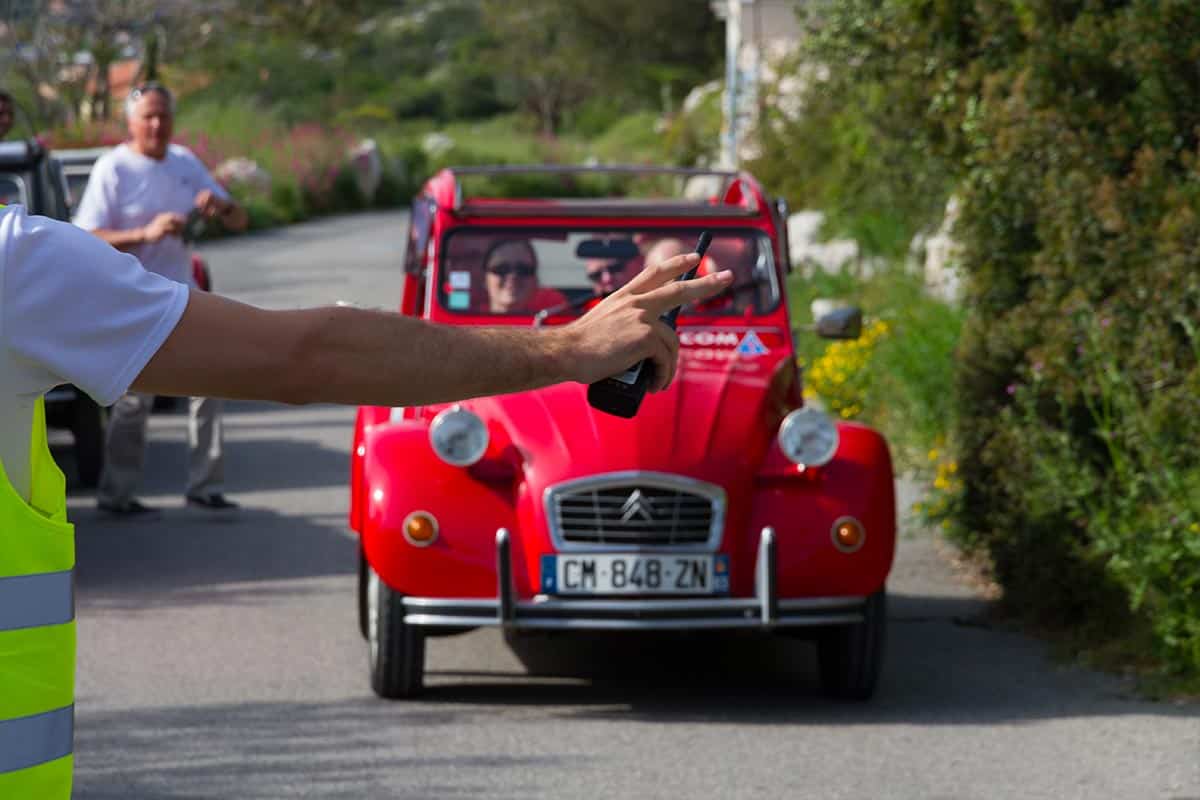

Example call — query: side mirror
[815,306,863,340]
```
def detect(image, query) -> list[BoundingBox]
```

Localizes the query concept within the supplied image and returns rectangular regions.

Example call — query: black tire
[70,396,105,488]
[366,562,424,699]
[357,548,369,640]
[817,589,887,701]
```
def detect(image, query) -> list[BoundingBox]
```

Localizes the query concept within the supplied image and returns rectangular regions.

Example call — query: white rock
[347,138,383,200]
[921,195,962,303]
[214,157,270,193]
[421,132,454,158]
[786,210,861,275]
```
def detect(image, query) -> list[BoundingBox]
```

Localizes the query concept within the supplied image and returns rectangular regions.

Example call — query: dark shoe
[186,493,240,513]
[97,498,162,519]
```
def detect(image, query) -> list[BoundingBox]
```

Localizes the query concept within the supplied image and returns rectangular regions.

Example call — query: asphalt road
[62,211,1198,800]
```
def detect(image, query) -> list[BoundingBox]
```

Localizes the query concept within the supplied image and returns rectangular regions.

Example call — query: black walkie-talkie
[587,231,713,418]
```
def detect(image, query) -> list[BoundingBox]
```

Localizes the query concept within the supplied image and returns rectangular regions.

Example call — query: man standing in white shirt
[73,82,249,517]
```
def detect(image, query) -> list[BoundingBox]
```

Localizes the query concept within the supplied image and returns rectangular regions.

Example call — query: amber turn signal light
[403,511,439,547]
[831,516,865,553]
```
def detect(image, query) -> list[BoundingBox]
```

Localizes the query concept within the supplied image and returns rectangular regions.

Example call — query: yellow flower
[928,449,939,462]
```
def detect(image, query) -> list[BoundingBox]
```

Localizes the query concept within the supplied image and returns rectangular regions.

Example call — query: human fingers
[622,252,700,295]
[640,321,678,393]
[648,320,679,392]
[641,269,734,317]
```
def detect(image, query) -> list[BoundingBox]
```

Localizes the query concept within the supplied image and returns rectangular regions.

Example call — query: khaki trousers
[97,393,224,505]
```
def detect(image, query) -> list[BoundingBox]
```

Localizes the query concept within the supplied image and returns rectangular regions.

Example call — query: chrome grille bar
[544,471,726,552]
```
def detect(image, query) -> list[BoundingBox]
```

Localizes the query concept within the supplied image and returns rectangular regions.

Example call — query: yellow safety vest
[0,397,75,797]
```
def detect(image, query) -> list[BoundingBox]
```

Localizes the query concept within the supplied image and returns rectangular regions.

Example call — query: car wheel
[71,396,105,488]
[366,561,424,699]
[817,589,886,701]
[357,548,368,640]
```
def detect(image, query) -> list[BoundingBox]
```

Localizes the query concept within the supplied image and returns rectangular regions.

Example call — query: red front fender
[357,420,518,598]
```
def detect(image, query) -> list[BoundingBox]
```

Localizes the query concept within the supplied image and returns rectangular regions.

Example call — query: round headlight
[778,406,839,467]
[429,406,489,466]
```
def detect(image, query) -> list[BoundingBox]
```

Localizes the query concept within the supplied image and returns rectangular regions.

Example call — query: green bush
[947,1,1200,677]
[331,166,366,211]
[268,180,305,224]
[780,0,1200,681]
[1004,313,1200,669]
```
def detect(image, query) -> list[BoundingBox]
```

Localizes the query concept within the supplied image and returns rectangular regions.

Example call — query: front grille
[545,473,725,550]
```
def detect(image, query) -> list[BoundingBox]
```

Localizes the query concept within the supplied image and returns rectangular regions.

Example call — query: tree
[0,0,216,127]
[480,0,596,135]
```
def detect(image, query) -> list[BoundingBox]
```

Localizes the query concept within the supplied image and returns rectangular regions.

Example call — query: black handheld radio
[587,231,713,418]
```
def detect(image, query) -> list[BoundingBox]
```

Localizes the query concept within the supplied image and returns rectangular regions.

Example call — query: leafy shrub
[771,0,1200,679]
[805,319,891,420]
[390,78,445,121]
[1002,313,1200,671]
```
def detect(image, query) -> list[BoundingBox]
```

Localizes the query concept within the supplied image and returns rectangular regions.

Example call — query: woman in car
[483,239,563,313]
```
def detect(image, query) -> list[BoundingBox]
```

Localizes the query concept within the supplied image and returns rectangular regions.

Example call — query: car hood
[468,336,796,488]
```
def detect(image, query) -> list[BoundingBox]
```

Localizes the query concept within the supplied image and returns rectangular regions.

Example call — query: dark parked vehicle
[1,139,106,486]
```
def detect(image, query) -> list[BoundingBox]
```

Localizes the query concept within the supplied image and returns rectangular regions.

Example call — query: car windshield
[0,173,27,206]
[437,228,780,318]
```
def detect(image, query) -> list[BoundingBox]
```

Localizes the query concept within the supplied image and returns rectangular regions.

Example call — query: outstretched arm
[132,253,732,406]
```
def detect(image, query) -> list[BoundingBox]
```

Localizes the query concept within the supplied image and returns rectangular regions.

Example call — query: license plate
[540,554,729,595]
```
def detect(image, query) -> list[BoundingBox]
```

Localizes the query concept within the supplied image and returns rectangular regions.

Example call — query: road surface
[61,211,1199,799]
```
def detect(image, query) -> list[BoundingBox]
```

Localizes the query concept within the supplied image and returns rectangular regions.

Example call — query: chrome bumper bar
[401,527,867,631]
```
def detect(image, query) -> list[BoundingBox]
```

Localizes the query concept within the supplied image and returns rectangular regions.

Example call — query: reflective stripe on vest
[0,571,73,631]
[0,396,75,797]
[0,707,73,773]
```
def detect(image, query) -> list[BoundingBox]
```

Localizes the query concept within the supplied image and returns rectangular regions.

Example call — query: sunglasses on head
[487,262,537,279]
[586,260,631,282]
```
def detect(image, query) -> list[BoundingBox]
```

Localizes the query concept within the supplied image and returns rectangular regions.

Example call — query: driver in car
[585,239,643,298]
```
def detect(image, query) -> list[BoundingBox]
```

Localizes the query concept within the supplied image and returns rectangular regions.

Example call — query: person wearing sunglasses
[483,239,542,313]
[585,245,644,298]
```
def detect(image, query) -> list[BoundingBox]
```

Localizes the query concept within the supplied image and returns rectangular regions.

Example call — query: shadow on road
[74,696,575,800]
[58,419,352,498]
[416,605,1188,726]
[73,504,356,603]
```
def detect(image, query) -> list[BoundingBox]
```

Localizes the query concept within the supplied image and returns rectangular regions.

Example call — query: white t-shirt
[72,143,228,287]
[0,204,189,500]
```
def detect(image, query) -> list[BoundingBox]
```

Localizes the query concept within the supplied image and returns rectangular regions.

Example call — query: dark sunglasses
[586,260,631,282]
[487,262,536,279]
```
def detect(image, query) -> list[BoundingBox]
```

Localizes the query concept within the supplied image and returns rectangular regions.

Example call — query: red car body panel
[351,167,896,627]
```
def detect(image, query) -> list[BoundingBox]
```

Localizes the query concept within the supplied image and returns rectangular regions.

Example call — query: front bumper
[401,527,867,631]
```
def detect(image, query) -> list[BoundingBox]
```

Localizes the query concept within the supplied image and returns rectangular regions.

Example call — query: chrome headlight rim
[777,406,839,467]
[428,405,489,467]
